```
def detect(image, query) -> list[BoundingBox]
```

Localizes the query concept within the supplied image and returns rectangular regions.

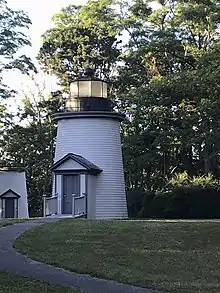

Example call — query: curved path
[0,219,166,293]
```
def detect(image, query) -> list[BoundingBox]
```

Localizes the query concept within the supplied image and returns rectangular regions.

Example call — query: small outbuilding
[0,168,29,218]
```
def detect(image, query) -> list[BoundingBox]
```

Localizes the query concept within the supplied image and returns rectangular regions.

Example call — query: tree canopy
[0,76,61,216]
[112,0,220,190]
[38,0,121,87]
[0,0,36,99]
[2,0,220,216]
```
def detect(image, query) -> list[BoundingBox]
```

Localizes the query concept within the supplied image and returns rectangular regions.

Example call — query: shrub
[127,173,220,219]
[165,187,220,219]
[167,172,220,190]
[126,188,145,217]
[168,171,190,188]
[126,188,156,218]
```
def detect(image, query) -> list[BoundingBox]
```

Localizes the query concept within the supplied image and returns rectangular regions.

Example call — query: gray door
[62,175,79,214]
[5,198,15,218]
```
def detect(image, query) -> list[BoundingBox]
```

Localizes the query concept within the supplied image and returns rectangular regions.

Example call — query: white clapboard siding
[0,171,29,218]
[54,117,128,219]
[87,175,96,219]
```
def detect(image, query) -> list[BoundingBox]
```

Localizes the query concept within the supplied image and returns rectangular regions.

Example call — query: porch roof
[0,188,21,198]
[52,153,103,175]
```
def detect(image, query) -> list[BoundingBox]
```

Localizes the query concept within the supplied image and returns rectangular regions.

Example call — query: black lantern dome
[65,69,113,112]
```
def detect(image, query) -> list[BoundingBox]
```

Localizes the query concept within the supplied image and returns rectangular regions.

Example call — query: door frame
[61,174,80,215]
[55,170,88,217]
[4,198,15,218]
[0,189,20,218]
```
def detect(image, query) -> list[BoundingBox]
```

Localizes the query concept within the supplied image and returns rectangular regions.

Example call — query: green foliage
[38,0,121,87]
[126,172,220,218]
[168,172,190,188]
[0,123,55,217]
[4,0,218,218]
[168,172,220,189]
[0,77,61,216]
[126,188,145,217]
[127,172,220,218]
[127,187,220,219]
[0,0,36,99]
[14,219,220,293]
[115,0,220,192]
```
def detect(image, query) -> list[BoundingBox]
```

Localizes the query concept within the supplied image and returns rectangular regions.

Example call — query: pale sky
[3,0,87,110]
[3,0,159,111]
[7,0,87,58]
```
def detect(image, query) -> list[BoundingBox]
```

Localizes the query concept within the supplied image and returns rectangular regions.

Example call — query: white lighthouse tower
[48,69,128,219]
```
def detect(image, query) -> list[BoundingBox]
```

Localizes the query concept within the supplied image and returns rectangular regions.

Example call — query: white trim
[56,175,62,214]
[55,158,86,171]
[48,195,58,199]
[72,194,75,216]
[0,198,2,218]
[80,174,86,216]
[2,198,17,218]
[2,199,5,218]
[74,195,85,200]
[14,199,17,218]
[74,212,85,218]
[80,174,86,195]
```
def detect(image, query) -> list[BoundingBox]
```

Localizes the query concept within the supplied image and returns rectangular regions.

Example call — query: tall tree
[0,0,36,99]
[38,0,121,88]
[115,0,220,190]
[0,77,62,216]
[37,0,220,194]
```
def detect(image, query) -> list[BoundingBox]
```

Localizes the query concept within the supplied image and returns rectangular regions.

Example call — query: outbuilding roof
[52,153,102,175]
[0,188,21,198]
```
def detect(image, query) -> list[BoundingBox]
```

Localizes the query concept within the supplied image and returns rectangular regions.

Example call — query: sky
[3,0,87,110]
[3,0,159,111]
[7,0,87,58]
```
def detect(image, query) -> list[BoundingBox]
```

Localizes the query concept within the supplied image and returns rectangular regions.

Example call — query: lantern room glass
[70,79,107,98]
[70,82,78,97]
[78,80,91,97]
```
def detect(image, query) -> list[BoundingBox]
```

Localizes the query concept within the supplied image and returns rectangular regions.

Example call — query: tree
[38,0,121,88]
[115,0,220,190]
[0,76,62,216]
[37,0,220,198]
[0,0,36,99]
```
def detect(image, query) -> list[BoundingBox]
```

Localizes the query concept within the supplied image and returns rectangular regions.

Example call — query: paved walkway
[0,219,166,293]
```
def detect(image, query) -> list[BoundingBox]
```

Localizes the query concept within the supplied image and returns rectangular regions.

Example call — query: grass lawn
[0,219,28,228]
[14,219,220,293]
[0,271,82,293]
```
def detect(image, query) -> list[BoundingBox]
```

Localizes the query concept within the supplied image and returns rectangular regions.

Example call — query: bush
[126,188,155,218]
[142,192,169,218]
[126,188,144,217]
[167,172,220,189]
[127,173,220,219]
[139,188,220,219]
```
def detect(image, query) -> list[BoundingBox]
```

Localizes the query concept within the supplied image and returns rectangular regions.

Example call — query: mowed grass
[0,219,28,228]
[14,219,220,293]
[0,271,82,293]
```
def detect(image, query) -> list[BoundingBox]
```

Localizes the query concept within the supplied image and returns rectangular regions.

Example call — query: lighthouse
[48,69,128,219]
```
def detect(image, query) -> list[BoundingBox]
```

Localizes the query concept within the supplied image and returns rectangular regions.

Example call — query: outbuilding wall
[0,171,29,218]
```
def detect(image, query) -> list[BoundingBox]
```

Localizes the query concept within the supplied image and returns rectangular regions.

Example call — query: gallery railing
[72,193,86,218]
[42,193,86,218]
[43,194,58,217]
